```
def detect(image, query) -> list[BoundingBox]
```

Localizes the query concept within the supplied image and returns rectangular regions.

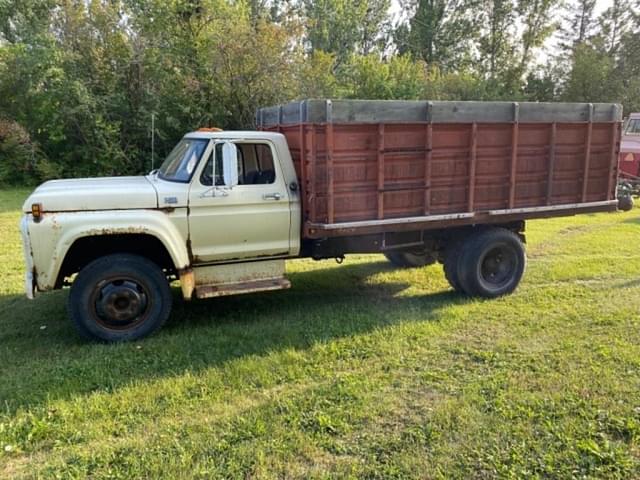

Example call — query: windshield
[158,138,209,182]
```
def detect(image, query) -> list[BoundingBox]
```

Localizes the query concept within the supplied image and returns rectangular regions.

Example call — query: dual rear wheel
[386,228,526,298]
[443,228,526,297]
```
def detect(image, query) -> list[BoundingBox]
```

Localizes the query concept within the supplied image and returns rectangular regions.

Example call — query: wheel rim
[478,243,518,290]
[90,277,150,331]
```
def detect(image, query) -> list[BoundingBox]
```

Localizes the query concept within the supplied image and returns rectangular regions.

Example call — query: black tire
[68,254,172,342]
[442,242,463,292]
[384,251,437,268]
[618,194,634,212]
[456,228,526,298]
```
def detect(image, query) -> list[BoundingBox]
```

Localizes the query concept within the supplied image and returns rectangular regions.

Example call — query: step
[194,277,291,299]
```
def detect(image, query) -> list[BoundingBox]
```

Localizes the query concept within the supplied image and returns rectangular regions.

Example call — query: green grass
[1,187,639,479]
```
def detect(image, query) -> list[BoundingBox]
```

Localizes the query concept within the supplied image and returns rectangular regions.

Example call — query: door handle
[263,193,282,201]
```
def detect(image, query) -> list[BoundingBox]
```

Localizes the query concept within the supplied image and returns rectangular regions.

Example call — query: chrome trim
[310,212,476,231]
[488,200,618,216]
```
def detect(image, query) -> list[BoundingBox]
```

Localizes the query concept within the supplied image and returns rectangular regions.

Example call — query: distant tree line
[0,0,638,184]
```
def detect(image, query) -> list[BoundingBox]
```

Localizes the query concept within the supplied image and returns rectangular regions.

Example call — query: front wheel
[456,228,526,298]
[68,254,172,342]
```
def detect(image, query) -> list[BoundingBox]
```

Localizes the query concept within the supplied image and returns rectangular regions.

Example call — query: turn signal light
[31,203,43,219]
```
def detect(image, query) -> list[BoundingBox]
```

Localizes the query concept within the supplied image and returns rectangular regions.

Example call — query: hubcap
[480,245,517,289]
[93,279,149,330]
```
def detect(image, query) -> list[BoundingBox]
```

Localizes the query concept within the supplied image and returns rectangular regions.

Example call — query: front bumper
[20,215,35,299]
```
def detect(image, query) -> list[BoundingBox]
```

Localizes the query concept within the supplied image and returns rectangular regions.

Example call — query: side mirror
[221,142,238,187]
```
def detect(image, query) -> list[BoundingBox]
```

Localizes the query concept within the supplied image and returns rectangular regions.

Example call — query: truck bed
[257,100,622,238]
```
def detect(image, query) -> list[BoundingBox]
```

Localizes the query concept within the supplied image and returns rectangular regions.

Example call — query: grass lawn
[0,187,639,479]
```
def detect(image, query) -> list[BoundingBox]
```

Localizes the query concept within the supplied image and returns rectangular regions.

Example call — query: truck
[618,112,640,200]
[20,99,623,342]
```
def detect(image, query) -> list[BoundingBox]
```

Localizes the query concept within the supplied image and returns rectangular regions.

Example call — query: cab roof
[184,130,284,141]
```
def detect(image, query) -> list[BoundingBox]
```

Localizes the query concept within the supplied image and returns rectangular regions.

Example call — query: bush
[0,119,58,186]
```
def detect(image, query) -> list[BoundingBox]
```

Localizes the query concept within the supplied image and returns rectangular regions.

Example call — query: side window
[627,119,640,135]
[237,143,276,185]
[200,144,229,186]
[201,142,276,186]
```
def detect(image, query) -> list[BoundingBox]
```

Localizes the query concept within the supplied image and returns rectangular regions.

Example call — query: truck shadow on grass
[0,260,469,412]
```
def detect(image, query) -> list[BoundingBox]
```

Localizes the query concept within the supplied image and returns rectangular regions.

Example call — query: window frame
[198,140,278,187]
[157,138,210,184]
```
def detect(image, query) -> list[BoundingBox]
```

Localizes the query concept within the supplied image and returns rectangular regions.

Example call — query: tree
[562,43,620,103]
[302,0,390,63]
[516,0,560,73]
[476,0,559,96]
[395,0,479,70]
[477,0,517,81]
[599,0,633,54]
[558,0,597,51]
[0,0,54,43]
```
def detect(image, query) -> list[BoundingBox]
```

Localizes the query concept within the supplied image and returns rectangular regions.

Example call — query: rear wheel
[68,254,172,342]
[618,194,634,212]
[384,251,436,268]
[456,228,526,298]
[442,242,463,292]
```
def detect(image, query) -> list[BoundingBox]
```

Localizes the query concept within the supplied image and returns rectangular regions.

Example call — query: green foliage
[562,43,620,102]
[421,67,488,100]
[396,0,480,71]
[339,54,428,99]
[302,0,390,63]
[296,50,339,98]
[0,120,37,185]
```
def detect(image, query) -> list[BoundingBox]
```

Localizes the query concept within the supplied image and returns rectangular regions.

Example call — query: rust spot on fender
[50,214,62,232]
[83,226,151,236]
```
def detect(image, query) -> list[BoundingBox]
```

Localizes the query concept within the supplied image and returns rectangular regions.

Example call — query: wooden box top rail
[257,99,623,126]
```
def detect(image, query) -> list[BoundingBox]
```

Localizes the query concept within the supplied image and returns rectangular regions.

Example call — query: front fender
[26,209,190,290]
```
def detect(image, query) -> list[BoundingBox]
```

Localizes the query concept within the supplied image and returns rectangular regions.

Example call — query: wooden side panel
[262,120,619,228]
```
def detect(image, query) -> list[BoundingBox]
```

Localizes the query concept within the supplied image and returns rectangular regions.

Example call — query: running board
[194,277,291,299]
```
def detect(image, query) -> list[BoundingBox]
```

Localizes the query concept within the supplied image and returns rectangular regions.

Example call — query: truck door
[187,140,292,263]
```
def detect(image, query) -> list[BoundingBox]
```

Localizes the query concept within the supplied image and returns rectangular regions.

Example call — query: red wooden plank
[326,123,335,223]
[468,123,477,212]
[606,122,619,200]
[509,123,519,208]
[424,123,432,215]
[299,123,307,218]
[309,125,317,223]
[377,123,385,219]
[582,106,593,202]
[546,123,557,205]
